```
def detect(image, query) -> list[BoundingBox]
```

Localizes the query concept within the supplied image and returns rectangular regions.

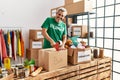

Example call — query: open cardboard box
[68,47,91,65]
[38,48,68,71]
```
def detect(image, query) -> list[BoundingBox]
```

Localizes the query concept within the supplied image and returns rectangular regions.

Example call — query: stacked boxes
[26,29,44,66]
[29,29,44,49]
[27,30,68,71]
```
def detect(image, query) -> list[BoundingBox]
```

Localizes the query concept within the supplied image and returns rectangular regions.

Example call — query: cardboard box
[71,25,87,37]
[65,0,73,5]
[38,48,67,71]
[29,39,43,49]
[29,29,44,40]
[64,18,73,25]
[68,47,91,65]
[26,49,41,66]
[65,0,92,15]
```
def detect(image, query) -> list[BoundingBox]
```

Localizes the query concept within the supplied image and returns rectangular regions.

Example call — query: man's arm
[61,35,67,48]
[42,28,55,46]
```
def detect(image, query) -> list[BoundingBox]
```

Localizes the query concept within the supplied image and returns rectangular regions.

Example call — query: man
[41,7,67,49]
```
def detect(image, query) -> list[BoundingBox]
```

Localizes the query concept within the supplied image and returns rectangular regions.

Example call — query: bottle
[4,57,11,70]
[93,49,98,58]
[99,48,104,58]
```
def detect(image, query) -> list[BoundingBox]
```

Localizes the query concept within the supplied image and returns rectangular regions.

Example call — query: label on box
[32,42,42,48]
[73,27,81,36]
[73,0,81,3]
[37,32,43,38]
[51,9,56,17]
[78,50,91,62]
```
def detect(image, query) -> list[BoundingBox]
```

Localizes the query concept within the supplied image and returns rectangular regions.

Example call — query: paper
[78,50,91,62]
[73,27,81,36]
[37,32,43,38]
[32,42,42,48]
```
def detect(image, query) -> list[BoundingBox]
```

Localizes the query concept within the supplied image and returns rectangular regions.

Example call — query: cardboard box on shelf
[29,29,44,40]
[71,25,87,38]
[26,49,41,66]
[29,39,43,49]
[65,0,73,5]
[38,48,68,71]
[68,47,91,65]
[65,0,92,15]
[64,18,73,26]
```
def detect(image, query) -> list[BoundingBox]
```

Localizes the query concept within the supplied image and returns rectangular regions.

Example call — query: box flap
[77,47,91,51]
[45,49,67,54]
[68,47,91,56]
[42,48,56,51]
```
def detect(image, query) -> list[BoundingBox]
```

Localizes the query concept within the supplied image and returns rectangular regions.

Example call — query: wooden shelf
[22,57,111,80]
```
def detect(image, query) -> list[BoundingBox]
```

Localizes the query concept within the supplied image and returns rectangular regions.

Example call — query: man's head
[55,7,67,23]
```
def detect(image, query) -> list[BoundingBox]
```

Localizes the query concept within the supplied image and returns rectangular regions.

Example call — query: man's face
[55,11,65,22]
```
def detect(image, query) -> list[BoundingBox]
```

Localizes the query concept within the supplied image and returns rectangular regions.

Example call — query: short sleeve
[41,17,49,29]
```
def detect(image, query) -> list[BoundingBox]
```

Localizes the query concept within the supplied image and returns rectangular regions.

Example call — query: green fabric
[41,17,67,48]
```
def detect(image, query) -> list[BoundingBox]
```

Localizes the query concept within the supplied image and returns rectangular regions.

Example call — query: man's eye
[58,14,63,17]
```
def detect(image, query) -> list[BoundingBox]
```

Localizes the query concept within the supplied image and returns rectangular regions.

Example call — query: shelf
[67,36,88,39]
[66,12,95,46]
[66,12,95,17]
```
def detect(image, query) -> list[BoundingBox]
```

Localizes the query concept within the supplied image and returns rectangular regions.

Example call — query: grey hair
[57,7,67,16]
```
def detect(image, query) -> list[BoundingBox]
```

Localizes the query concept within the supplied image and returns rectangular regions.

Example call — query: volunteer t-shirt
[41,17,67,48]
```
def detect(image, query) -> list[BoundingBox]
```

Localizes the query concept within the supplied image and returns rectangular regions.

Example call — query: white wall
[0,0,64,48]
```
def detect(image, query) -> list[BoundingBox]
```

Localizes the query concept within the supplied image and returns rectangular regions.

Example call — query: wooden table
[18,57,112,80]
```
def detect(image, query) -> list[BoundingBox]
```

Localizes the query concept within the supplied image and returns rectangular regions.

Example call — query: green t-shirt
[41,17,67,48]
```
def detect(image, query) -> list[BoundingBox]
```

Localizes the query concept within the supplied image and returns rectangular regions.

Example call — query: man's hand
[59,44,65,50]
[50,41,56,47]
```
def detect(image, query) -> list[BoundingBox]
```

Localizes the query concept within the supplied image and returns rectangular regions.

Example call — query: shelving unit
[66,12,95,46]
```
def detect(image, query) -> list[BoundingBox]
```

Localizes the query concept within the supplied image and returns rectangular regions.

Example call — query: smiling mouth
[57,17,62,20]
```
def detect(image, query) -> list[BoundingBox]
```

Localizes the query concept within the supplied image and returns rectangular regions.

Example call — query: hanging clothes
[11,31,15,60]
[16,30,21,56]
[14,31,17,61]
[20,31,24,57]
[0,30,2,66]
[0,30,8,62]
[4,32,9,56]
[7,31,12,57]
